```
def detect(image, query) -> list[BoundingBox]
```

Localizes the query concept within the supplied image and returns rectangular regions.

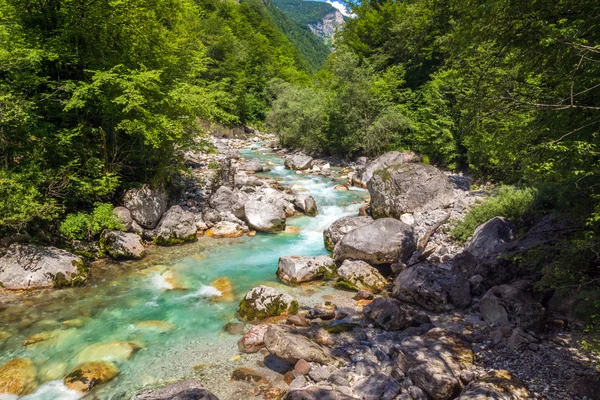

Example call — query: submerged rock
[0,243,85,289]
[323,216,373,252]
[102,230,145,259]
[264,325,333,364]
[285,154,313,171]
[75,341,142,364]
[333,218,415,265]
[155,206,198,245]
[244,199,286,232]
[0,358,37,395]
[206,221,244,238]
[123,185,168,229]
[238,285,298,321]
[211,277,234,302]
[465,217,517,258]
[132,380,219,400]
[277,255,337,285]
[136,320,175,332]
[368,163,454,218]
[336,260,387,292]
[64,361,119,393]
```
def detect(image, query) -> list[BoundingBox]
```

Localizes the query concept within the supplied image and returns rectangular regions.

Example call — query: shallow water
[0,145,368,399]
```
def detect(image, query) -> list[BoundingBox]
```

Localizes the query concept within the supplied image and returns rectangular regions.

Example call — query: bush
[451,186,537,242]
[59,203,124,241]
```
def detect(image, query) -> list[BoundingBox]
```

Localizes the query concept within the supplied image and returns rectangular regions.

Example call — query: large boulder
[352,151,417,188]
[284,387,354,400]
[238,324,270,353]
[294,194,318,217]
[393,264,471,312]
[354,373,401,400]
[450,251,521,291]
[277,255,336,285]
[368,163,454,218]
[244,199,286,232]
[0,244,85,289]
[399,328,473,400]
[479,280,546,332]
[206,221,244,238]
[132,380,219,400]
[457,370,530,400]
[336,260,387,292]
[64,361,119,393]
[285,154,313,171]
[102,231,145,259]
[0,358,37,395]
[264,325,333,364]
[333,218,415,265]
[465,217,517,258]
[209,186,245,219]
[363,297,412,331]
[238,285,298,321]
[123,185,168,229]
[323,216,373,252]
[113,206,133,231]
[243,159,264,173]
[155,206,198,245]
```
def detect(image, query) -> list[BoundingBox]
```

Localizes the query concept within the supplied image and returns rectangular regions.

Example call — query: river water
[0,144,368,399]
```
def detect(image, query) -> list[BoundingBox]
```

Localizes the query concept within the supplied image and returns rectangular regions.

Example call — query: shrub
[60,203,124,241]
[451,185,537,242]
[208,161,220,169]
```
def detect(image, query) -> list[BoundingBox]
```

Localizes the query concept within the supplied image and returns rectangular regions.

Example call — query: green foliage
[272,0,336,26]
[451,186,538,242]
[208,161,220,169]
[59,203,124,241]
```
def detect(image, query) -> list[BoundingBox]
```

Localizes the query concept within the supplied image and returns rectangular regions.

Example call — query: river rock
[465,217,517,258]
[333,218,415,264]
[457,369,530,399]
[132,380,219,400]
[363,297,412,331]
[479,280,546,331]
[211,277,234,302]
[277,255,336,285]
[323,216,373,252]
[64,361,119,393]
[368,163,454,218]
[102,230,145,259]
[352,151,417,188]
[238,285,298,321]
[244,199,286,232]
[0,358,37,395]
[243,159,264,173]
[294,194,318,217]
[209,186,245,219]
[206,221,244,238]
[123,185,168,229]
[336,260,387,292]
[354,373,401,400]
[238,324,270,353]
[113,206,133,231]
[264,325,333,364]
[75,341,142,364]
[399,328,473,400]
[155,206,198,245]
[392,263,472,311]
[283,387,354,400]
[0,243,85,289]
[285,154,313,171]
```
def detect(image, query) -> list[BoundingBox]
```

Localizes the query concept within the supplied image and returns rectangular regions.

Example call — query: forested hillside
[272,0,336,26]
[0,0,315,235]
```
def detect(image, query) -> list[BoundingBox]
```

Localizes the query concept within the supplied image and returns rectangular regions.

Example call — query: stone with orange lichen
[64,361,119,393]
[0,358,37,395]
[211,277,235,302]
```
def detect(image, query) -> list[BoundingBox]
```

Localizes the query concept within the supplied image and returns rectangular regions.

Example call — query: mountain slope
[272,0,345,45]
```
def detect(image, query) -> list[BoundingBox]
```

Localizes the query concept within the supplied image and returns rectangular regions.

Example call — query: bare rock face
[465,217,517,258]
[393,264,472,312]
[333,218,415,265]
[284,154,313,171]
[352,151,417,188]
[368,163,454,218]
[102,231,145,259]
[244,199,286,232]
[263,325,333,365]
[132,380,219,400]
[238,285,298,321]
[336,260,387,292]
[0,244,85,289]
[155,206,198,245]
[277,255,336,285]
[123,185,168,229]
[323,216,373,252]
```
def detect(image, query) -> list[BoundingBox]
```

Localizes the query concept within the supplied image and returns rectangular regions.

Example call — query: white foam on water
[0,394,18,400]
[150,273,173,290]
[20,381,81,400]
[182,285,222,299]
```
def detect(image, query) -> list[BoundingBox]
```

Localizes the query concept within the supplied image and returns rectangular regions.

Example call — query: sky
[306,0,355,17]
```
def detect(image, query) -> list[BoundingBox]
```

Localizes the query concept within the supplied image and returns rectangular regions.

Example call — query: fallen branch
[407,213,451,266]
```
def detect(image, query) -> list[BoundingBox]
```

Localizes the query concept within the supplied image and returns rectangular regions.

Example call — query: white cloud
[326,0,355,17]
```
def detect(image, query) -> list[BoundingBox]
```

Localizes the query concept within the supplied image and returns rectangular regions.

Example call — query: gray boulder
[479,280,546,332]
[0,244,85,289]
[457,370,531,400]
[209,186,245,219]
[131,380,219,400]
[277,255,336,285]
[352,151,417,188]
[393,264,471,312]
[238,285,298,321]
[155,206,197,245]
[283,387,353,400]
[363,298,412,331]
[354,373,401,400]
[102,231,145,259]
[294,194,318,217]
[244,199,286,232]
[323,216,373,252]
[113,206,133,231]
[285,154,313,171]
[368,163,454,218]
[336,260,387,292]
[333,218,415,265]
[242,159,264,173]
[264,325,333,364]
[465,217,517,258]
[123,185,168,229]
